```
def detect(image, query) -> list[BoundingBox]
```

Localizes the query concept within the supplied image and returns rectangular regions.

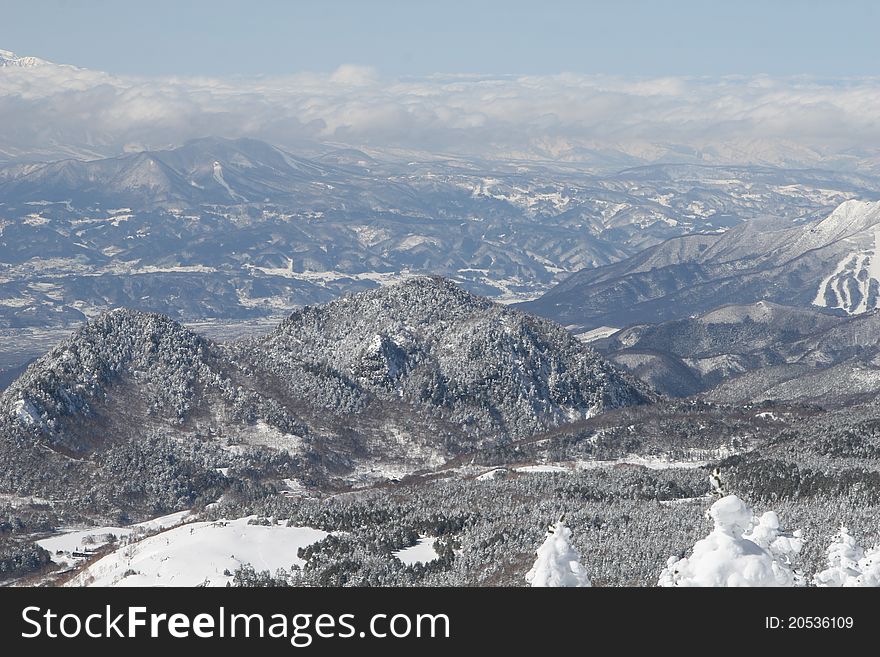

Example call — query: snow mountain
[249,277,653,438]
[589,299,880,403]
[0,137,358,208]
[0,49,50,68]
[523,199,880,331]
[0,278,652,514]
[4,141,878,331]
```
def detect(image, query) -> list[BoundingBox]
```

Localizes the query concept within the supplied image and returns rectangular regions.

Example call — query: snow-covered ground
[393,537,440,565]
[810,202,880,315]
[501,454,716,476]
[572,455,708,471]
[468,450,729,482]
[37,510,192,568]
[659,495,709,507]
[573,326,619,343]
[66,517,329,587]
[235,419,306,454]
[812,248,879,314]
[0,493,52,508]
[514,465,569,474]
[475,468,507,481]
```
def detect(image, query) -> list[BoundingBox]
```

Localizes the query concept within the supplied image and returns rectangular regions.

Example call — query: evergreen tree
[659,495,798,587]
[526,519,591,587]
[813,527,865,587]
[855,544,880,587]
[744,511,805,586]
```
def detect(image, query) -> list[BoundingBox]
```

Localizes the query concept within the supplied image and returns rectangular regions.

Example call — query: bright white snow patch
[393,537,440,565]
[574,326,619,343]
[504,454,723,477]
[812,246,880,314]
[66,517,329,587]
[476,468,507,481]
[235,420,306,454]
[212,161,247,202]
[514,465,569,474]
[808,201,880,314]
[574,455,709,471]
[38,511,192,568]
[13,398,41,426]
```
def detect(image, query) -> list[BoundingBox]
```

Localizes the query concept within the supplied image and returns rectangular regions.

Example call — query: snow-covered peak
[809,199,880,242]
[809,201,880,315]
[0,48,50,68]
[264,277,653,442]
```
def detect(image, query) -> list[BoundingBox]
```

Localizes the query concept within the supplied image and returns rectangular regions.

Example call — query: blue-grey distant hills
[0,136,410,209]
[3,137,879,329]
[521,199,880,331]
[518,199,880,403]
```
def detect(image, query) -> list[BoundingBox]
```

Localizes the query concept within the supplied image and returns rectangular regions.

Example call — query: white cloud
[2,54,880,170]
[328,64,379,86]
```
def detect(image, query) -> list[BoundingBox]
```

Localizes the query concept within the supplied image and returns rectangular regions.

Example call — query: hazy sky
[3,0,880,168]
[2,0,879,77]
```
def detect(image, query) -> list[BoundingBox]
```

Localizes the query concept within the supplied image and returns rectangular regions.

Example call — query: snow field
[66,517,329,587]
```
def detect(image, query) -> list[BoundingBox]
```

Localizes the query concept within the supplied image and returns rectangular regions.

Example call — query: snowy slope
[255,276,654,442]
[37,511,192,568]
[67,517,329,587]
[0,49,50,68]
[524,199,880,329]
[809,202,880,314]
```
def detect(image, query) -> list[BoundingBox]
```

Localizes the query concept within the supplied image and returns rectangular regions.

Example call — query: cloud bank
[2,52,880,170]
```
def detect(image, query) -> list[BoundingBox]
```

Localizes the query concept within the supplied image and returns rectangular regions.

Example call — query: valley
[3,138,877,334]
[4,272,880,587]
[3,54,880,587]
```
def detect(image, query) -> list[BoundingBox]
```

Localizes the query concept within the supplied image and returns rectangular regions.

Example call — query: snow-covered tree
[856,544,880,587]
[658,495,799,587]
[526,519,591,587]
[745,511,805,586]
[813,527,865,587]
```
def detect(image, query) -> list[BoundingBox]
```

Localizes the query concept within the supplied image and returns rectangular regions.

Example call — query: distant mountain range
[0,136,408,209]
[3,136,878,331]
[522,199,880,330]
[0,49,50,68]
[509,198,880,404]
[5,136,880,413]
[583,300,880,402]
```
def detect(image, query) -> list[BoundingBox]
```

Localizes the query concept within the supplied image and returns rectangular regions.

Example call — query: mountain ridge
[0,278,653,513]
[591,299,880,403]
[9,136,872,330]
[522,199,880,330]
[0,49,52,68]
